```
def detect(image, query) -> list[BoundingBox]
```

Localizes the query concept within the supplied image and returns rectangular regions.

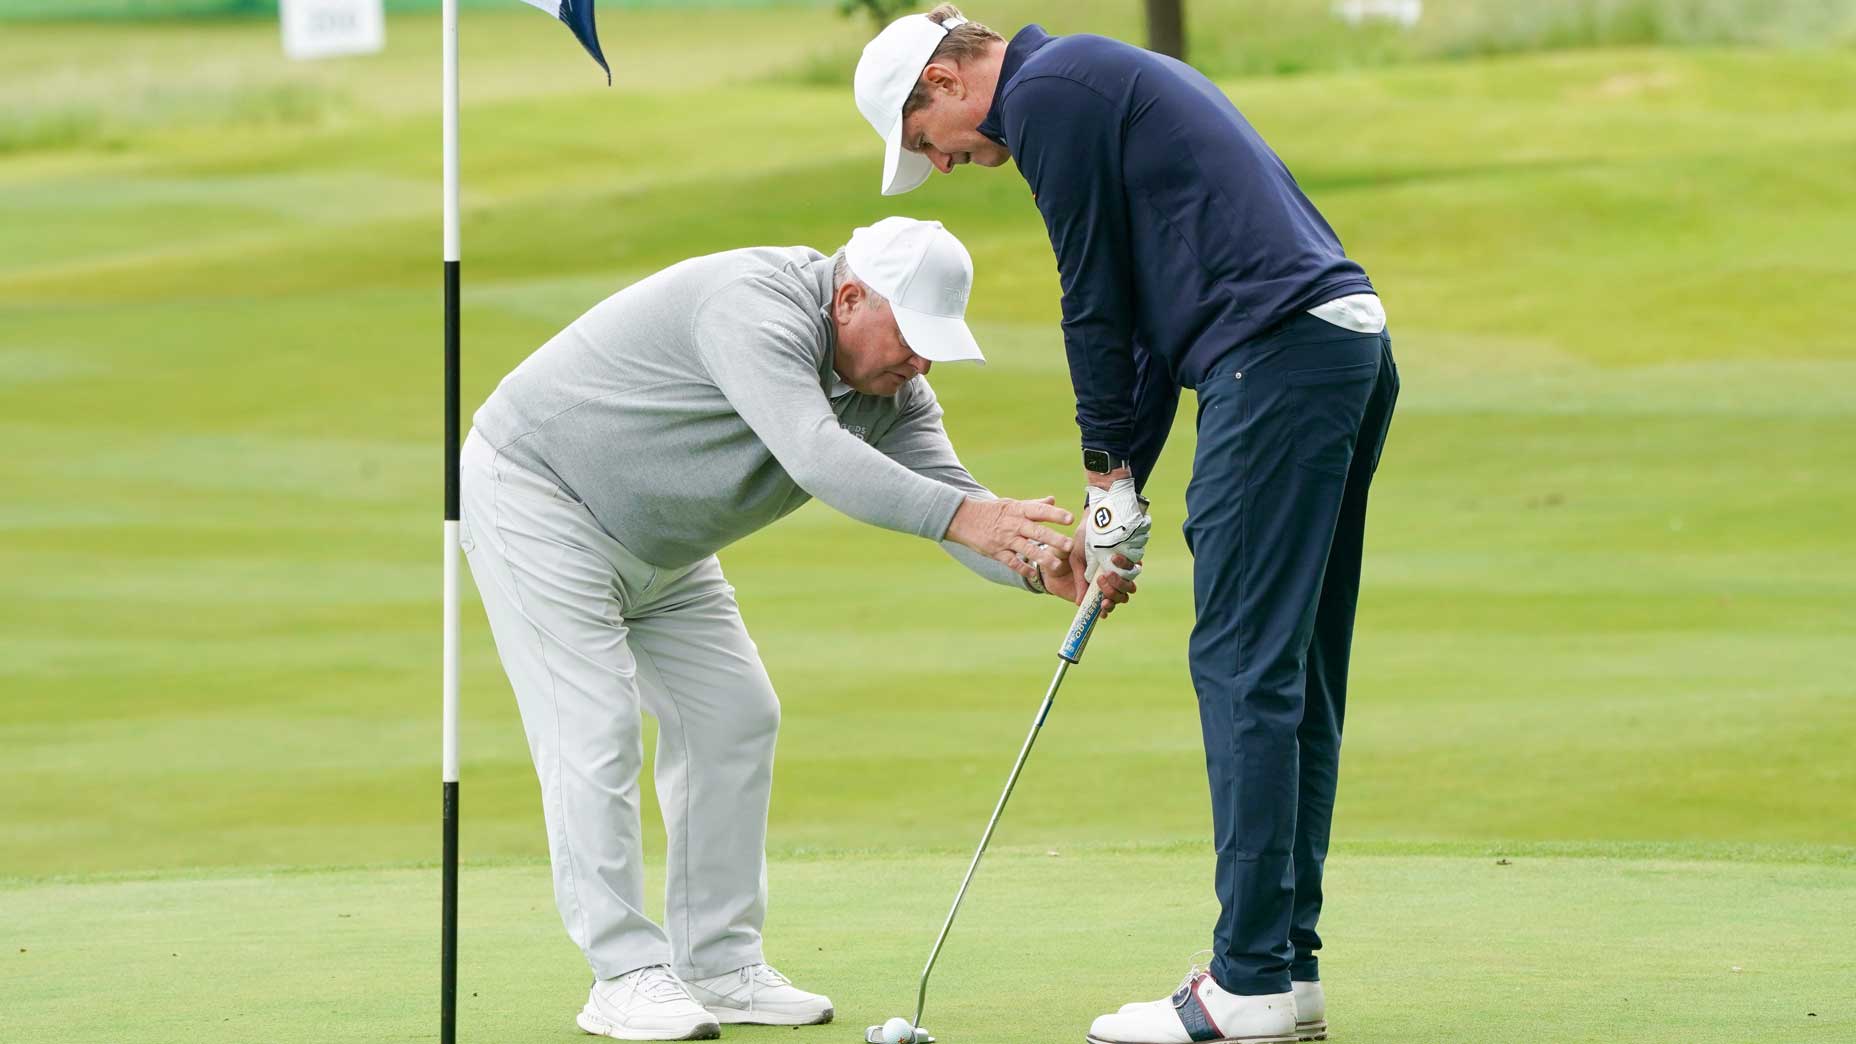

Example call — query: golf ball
[881,1017,915,1044]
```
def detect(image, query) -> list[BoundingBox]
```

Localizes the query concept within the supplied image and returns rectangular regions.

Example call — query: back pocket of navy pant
[1287,360,1380,476]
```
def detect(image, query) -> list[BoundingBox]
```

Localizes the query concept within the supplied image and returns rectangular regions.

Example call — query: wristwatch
[1082,447,1130,475]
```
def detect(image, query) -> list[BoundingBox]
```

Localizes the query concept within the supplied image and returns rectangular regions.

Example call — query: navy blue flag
[518,0,610,83]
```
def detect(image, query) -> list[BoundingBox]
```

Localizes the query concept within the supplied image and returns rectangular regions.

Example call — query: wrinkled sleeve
[691,282,966,541]
[1006,74,1140,461]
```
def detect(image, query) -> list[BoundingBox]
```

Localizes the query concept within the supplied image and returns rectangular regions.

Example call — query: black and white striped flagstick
[438,7,608,1039]
[440,0,461,1040]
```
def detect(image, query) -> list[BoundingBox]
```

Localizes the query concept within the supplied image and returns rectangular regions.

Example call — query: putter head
[864,1025,933,1044]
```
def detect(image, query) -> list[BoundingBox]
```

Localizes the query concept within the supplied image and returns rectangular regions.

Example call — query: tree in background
[1147,0,1186,60]
[842,0,918,29]
[840,0,1187,61]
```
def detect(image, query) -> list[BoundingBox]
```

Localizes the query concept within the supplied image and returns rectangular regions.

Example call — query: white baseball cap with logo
[845,217,985,365]
[854,12,968,196]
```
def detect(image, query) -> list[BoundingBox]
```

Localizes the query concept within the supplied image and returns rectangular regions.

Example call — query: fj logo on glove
[1094,506,1113,529]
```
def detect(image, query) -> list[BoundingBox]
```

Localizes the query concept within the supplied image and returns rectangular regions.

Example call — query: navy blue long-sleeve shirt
[977,26,1373,484]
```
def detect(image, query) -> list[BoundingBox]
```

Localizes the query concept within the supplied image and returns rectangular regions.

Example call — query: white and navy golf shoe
[1087,967,1297,1044]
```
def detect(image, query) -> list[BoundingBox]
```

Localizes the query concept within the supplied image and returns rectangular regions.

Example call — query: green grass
[2,8,1854,1043]
[8,849,1855,1042]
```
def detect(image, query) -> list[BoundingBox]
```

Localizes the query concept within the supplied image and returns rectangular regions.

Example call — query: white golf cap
[854,13,968,196]
[845,217,985,364]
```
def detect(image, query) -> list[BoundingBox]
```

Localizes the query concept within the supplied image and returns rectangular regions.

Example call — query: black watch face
[1083,449,1111,473]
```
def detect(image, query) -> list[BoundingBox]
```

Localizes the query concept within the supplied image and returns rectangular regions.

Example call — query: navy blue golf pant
[1183,313,1399,996]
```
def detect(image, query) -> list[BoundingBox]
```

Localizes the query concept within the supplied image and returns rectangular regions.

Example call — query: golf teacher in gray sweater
[462,217,1130,1042]
[856,10,1400,1044]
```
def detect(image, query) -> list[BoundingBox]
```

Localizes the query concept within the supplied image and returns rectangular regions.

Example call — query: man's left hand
[1084,474,1150,569]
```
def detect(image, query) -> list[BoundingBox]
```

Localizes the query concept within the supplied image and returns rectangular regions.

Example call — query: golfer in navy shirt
[855,8,1400,1043]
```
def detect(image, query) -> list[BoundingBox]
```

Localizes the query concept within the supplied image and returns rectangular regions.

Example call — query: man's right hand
[945,496,1074,585]
[1045,539,1139,615]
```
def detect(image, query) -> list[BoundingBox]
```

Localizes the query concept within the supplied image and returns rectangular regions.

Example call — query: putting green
[5,846,1852,1042]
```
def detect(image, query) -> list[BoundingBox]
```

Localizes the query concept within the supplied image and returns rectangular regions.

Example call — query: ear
[921,61,962,98]
[833,280,862,325]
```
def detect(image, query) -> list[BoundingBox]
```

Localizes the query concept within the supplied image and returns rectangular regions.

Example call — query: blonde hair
[902,5,1005,117]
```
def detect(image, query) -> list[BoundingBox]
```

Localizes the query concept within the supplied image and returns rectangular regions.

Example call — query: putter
[867,585,1113,1044]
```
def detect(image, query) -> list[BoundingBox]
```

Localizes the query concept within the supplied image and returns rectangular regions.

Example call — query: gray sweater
[473,245,1022,587]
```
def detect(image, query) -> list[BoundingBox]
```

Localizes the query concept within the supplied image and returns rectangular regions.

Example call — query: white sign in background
[281,0,386,61]
[1333,0,1424,28]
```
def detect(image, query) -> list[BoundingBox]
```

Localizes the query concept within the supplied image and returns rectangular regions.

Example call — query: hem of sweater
[468,408,513,451]
[1299,276,1377,312]
[1177,276,1377,385]
[467,416,689,573]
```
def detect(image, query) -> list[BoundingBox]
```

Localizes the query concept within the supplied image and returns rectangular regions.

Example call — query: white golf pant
[459,430,778,981]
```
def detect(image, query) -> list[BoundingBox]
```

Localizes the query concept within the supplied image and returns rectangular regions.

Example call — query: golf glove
[1083,477,1151,583]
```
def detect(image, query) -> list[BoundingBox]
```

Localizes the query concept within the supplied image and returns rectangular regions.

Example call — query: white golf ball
[881,1017,915,1044]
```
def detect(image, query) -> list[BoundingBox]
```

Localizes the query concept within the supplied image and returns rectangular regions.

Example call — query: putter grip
[1058,586,1107,663]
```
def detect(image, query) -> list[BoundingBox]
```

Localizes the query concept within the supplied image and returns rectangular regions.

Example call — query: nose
[911,355,932,376]
[928,149,955,174]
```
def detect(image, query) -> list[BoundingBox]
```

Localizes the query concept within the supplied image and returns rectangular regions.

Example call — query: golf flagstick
[870,585,1111,1044]
[439,10,609,1042]
[440,1,460,1041]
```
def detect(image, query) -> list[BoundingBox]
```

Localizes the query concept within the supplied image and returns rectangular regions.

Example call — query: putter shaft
[911,655,1073,1031]
[905,586,1108,1034]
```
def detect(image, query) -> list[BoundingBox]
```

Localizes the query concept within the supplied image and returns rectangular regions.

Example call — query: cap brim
[894,305,985,365]
[881,116,934,197]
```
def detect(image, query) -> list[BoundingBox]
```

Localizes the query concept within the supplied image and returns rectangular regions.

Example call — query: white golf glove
[1083,477,1151,583]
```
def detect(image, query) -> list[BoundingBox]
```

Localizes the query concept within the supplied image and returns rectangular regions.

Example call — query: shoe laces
[627,964,694,1004]
[1171,950,1216,1011]
[743,963,791,987]
[734,963,790,1010]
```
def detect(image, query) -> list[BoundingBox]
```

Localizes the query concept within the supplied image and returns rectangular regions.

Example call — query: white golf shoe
[1292,980,1326,1041]
[683,962,834,1025]
[1087,968,1296,1044]
[577,965,722,1041]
